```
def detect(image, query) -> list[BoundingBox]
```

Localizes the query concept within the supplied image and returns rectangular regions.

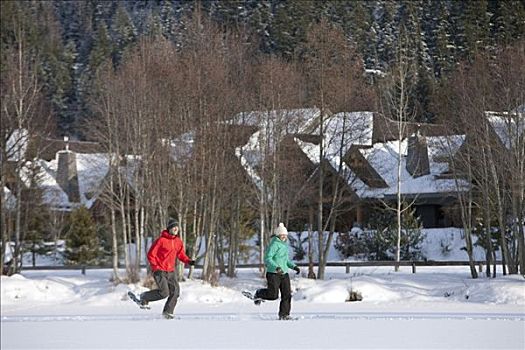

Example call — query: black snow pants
[141,270,180,314]
[255,272,292,318]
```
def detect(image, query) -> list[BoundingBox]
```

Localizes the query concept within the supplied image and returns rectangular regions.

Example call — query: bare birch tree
[376,27,428,272]
[1,27,46,274]
[302,18,375,279]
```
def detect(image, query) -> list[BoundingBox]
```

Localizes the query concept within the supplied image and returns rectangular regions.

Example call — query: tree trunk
[464,159,478,278]
[448,140,478,279]
[317,108,325,280]
[487,139,516,274]
[395,137,403,272]
[480,146,494,277]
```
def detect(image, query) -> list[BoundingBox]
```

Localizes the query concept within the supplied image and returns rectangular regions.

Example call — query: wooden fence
[20,260,498,274]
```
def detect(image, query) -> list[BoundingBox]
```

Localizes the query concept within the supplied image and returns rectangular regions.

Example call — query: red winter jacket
[147,230,191,272]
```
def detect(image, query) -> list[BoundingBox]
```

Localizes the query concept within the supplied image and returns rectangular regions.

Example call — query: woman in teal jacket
[254,223,300,320]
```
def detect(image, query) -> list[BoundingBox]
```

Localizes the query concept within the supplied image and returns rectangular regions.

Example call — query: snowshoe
[162,312,175,320]
[278,315,298,321]
[242,290,264,305]
[127,291,150,310]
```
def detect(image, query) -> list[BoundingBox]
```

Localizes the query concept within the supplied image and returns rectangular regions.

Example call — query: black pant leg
[256,272,280,300]
[163,272,180,314]
[278,273,292,317]
[141,271,170,302]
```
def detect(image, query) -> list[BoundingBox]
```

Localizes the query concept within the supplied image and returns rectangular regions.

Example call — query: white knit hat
[275,223,288,236]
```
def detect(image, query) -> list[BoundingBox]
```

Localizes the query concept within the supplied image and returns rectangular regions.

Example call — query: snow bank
[2,268,523,312]
[1,274,78,304]
[421,228,488,261]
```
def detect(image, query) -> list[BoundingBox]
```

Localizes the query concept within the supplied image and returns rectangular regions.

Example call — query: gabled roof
[234,108,325,192]
[30,153,110,210]
[354,137,468,199]
[425,135,466,169]
[293,112,374,170]
[485,112,524,150]
[314,112,374,149]
[236,109,469,201]
[76,153,110,208]
[5,129,29,161]
[235,130,267,192]
[294,132,468,200]
[29,160,70,209]
[293,112,378,195]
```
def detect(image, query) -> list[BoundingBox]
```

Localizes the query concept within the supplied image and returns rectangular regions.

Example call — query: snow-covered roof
[5,129,28,161]
[236,108,467,200]
[33,159,70,209]
[294,136,361,189]
[292,112,374,186]
[425,135,466,172]
[316,112,374,151]
[120,155,145,193]
[356,139,468,199]
[486,114,524,150]
[295,133,468,199]
[426,135,466,160]
[31,153,110,210]
[235,131,265,191]
[234,109,325,191]
[291,112,373,169]
[365,68,386,77]
[169,132,194,161]
[2,187,17,211]
[76,153,110,208]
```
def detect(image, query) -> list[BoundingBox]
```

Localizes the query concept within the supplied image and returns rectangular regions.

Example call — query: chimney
[406,129,430,178]
[56,136,80,203]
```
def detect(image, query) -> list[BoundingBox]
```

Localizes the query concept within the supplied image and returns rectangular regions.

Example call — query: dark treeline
[1,0,524,136]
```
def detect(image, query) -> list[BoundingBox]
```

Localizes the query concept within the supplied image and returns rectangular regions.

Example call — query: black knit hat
[167,218,179,231]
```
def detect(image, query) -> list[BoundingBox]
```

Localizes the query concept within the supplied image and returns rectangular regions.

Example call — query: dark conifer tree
[65,207,100,266]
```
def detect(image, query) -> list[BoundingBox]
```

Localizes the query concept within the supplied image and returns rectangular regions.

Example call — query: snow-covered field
[2,266,524,350]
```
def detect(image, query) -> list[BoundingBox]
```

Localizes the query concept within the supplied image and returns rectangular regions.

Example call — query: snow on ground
[420,227,488,261]
[1,266,524,350]
[290,227,489,264]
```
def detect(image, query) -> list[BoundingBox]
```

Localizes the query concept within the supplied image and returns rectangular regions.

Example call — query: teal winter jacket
[264,235,297,273]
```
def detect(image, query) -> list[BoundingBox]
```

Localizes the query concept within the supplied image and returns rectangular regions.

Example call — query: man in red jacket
[139,218,195,319]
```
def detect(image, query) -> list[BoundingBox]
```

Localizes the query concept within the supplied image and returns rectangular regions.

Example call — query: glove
[275,267,283,275]
[293,266,300,275]
[189,260,196,266]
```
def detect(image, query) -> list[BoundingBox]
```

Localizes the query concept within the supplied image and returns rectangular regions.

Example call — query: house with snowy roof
[232,109,471,229]
[35,146,110,212]
[3,132,111,214]
[4,105,519,231]
[3,130,202,219]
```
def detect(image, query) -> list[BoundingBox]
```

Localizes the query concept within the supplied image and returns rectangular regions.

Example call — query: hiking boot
[138,294,150,309]
[162,312,175,319]
[279,315,295,321]
[252,291,263,305]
